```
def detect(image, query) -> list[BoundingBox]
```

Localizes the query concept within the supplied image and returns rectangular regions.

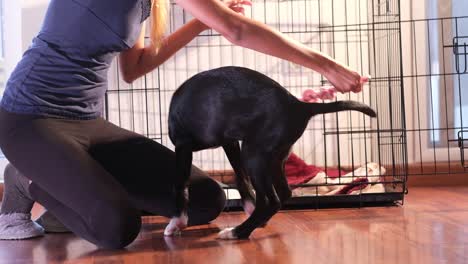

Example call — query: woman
[0,0,367,249]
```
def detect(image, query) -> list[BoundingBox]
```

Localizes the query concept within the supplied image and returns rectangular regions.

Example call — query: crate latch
[457,130,468,169]
[453,36,468,74]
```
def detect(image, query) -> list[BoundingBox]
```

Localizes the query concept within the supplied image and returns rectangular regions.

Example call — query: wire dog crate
[104,0,468,209]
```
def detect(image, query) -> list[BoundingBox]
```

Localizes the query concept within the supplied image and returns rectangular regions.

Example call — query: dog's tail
[302,101,377,117]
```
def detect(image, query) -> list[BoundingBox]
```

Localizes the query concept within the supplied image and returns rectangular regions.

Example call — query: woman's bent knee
[188,177,226,226]
[90,200,141,249]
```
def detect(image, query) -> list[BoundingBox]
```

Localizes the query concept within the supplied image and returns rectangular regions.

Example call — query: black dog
[164,66,376,239]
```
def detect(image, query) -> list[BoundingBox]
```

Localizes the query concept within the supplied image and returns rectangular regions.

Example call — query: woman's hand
[223,0,252,15]
[198,0,252,30]
[324,62,369,93]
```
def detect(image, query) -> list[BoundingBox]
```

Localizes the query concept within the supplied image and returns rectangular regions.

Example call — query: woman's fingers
[230,6,245,14]
[239,0,252,6]
[227,0,251,15]
[227,0,252,8]
[351,75,370,93]
[360,76,370,84]
[331,72,369,94]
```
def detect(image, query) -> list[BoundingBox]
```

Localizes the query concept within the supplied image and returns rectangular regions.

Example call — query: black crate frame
[104,0,468,209]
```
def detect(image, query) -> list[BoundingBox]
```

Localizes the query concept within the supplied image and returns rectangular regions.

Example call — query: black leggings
[0,108,226,249]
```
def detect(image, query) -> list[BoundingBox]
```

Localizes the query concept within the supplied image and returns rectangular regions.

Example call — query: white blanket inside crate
[292,163,386,196]
[223,163,386,200]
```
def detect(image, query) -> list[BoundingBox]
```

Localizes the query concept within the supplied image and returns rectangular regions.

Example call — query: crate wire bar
[104,0,468,209]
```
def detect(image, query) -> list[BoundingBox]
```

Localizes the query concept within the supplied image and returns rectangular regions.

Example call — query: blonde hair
[150,0,169,51]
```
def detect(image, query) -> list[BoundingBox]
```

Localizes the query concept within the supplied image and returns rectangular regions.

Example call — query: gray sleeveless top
[1,0,152,119]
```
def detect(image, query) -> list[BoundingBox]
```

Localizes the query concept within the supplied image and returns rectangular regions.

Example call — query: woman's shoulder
[41,0,146,50]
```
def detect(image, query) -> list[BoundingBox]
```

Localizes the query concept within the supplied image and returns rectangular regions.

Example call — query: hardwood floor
[0,187,467,264]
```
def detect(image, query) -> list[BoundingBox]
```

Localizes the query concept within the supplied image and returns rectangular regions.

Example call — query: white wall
[3,0,49,78]
[0,0,49,181]
[3,0,22,80]
[402,0,468,166]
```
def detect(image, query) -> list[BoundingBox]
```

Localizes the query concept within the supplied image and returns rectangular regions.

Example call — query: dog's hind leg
[259,158,291,226]
[218,147,279,240]
[223,142,256,216]
[164,144,193,236]
[272,158,292,204]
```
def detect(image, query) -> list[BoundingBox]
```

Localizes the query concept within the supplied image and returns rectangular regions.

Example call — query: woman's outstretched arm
[119,1,248,83]
[176,0,367,93]
[119,19,208,83]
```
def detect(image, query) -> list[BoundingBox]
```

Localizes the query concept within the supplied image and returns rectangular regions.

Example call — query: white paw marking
[217,227,238,240]
[164,213,188,236]
[243,200,255,216]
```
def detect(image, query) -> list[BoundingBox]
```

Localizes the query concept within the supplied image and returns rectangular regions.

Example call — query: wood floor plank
[0,187,467,264]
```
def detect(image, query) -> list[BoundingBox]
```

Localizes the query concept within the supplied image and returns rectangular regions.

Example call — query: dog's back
[169,66,298,150]
[169,66,375,151]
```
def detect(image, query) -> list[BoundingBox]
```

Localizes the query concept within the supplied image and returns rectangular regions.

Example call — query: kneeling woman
[0,0,366,249]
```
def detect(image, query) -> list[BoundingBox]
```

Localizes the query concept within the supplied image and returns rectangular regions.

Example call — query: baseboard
[209,162,468,188]
[0,163,465,203]
[406,162,468,187]
[208,170,235,185]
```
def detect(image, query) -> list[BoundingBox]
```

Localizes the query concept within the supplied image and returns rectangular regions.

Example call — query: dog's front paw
[217,227,238,240]
[164,213,188,236]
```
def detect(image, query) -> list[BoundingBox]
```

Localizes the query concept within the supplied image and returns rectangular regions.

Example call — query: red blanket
[285,153,346,185]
